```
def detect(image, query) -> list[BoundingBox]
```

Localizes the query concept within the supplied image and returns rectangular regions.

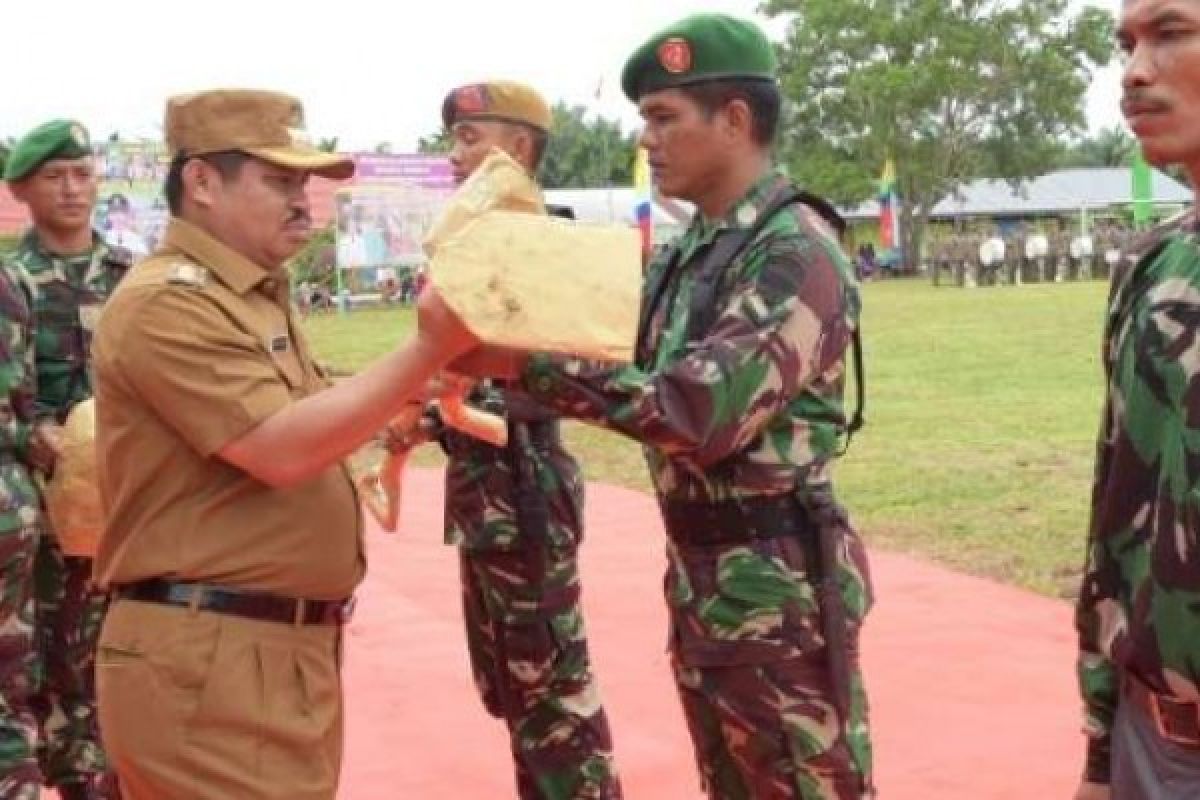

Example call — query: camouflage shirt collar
[161,218,268,296]
[18,227,108,264]
[689,167,788,242]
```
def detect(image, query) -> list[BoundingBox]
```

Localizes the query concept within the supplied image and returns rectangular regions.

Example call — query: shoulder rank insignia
[105,247,134,269]
[166,262,210,288]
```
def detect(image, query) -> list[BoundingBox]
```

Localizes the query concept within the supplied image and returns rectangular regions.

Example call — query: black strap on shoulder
[683,187,844,339]
[686,186,866,453]
[838,327,865,455]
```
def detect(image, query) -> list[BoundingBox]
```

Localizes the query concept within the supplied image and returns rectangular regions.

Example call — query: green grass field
[303,278,1110,598]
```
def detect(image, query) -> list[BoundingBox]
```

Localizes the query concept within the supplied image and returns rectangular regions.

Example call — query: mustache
[286,210,312,226]
[1122,91,1171,114]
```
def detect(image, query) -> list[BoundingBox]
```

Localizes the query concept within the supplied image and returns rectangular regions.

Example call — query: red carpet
[337,468,1083,799]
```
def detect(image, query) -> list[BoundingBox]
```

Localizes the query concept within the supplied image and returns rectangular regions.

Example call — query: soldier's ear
[181,159,218,210]
[7,180,28,204]
[719,96,754,144]
[509,127,536,174]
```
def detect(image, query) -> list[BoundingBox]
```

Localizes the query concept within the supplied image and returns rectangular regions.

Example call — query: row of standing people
[928,223,1139,286]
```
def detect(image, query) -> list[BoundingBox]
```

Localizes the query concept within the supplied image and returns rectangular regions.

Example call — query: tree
[1057,126,1136,168]
[415,103,639,188]
[416,129,451,155]
[538,103,638,188]
[317,136,340,153]
[764,0,1114,269]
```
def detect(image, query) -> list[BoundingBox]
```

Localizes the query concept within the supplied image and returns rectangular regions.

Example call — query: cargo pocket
[669,537,820,668]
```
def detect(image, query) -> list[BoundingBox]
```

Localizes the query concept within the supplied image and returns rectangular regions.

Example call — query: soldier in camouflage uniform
[433,81,621,800]
[0,248,47,800]
[4,120,125,800]
[456,15,874,800]
[1075,4,1200,798]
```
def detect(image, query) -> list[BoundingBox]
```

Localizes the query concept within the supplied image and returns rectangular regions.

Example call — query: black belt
[661,493,811,547]
[114,579,354,626]
[1126,675,1200,749]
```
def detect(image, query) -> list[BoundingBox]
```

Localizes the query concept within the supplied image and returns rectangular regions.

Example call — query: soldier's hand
[449,345,526,381]
[29,421,64,474]
[1072,781,1110,800]
[415,288,477,360]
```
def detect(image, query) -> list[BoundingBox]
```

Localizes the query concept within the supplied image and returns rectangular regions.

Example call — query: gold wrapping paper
[424,147,640,362]
[44,399,103,557]
[430,212,640,361]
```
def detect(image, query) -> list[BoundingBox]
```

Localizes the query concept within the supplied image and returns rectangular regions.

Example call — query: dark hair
[680,78,781,147]
[163,150,251,215]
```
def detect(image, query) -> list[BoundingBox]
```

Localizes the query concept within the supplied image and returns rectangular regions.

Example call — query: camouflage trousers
[32,534,111,790]
[459,544,622,800]
[672,643,874,800]
[0,524,42,800]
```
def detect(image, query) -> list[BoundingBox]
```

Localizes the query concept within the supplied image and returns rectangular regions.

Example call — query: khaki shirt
[92,218,363,599]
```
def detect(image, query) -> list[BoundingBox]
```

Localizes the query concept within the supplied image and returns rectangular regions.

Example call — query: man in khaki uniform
[90,89,477,800]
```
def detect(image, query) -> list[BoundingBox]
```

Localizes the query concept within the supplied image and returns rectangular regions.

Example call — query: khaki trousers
[96,598,343,800]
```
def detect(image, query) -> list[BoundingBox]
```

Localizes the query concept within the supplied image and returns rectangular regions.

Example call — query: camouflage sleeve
[1074,277,1123,785]
[0,266,36,461]
[521,232,851,467]
[1075,531,1117,784]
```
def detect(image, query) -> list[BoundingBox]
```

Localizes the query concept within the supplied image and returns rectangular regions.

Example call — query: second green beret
[3,119,92,182]
[620,13,778,102]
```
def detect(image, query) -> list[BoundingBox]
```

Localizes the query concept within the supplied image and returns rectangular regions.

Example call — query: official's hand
[415,288,477,360]
[1073,781,1110,800]
[449,345,527,381]
[29,421,64,474]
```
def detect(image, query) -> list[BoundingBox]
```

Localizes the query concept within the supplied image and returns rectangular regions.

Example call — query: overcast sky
[6,0,1123,151]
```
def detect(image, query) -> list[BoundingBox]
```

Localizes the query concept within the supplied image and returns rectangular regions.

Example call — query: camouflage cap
[3,119,93,182]
[620,13,777,102]
[164,89,354,180]
[441,81,553,133]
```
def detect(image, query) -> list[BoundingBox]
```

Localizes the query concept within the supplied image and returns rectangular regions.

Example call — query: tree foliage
[1054,126,1136,169]
[538,104,637,188]
[416,129,451,155]
[764,0,1114,267]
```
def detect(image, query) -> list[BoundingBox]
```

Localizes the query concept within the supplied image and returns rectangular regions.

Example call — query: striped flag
[633,146,653,264]
[878,158,900,253]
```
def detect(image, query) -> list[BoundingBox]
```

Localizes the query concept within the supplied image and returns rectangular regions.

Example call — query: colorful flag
[1131,147,1154,228]
[633,146,653,264]
[878,158,900,252]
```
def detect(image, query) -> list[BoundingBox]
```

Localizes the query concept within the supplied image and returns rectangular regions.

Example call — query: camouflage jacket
[441,384,585,553]
[0,260,45,532]
[10,230,130,422]
[1076,208,1200,783]
[519,169,871,666]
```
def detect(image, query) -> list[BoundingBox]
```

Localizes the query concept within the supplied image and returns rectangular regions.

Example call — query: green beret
[621,13,777,102]
[3,119,92,182]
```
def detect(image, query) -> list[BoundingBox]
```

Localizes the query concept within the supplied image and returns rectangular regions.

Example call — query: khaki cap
[441,81,552,133]
[165,89,354,180]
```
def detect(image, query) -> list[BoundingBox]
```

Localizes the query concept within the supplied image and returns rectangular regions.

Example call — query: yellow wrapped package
[44,398,103,557]
[425,149,641,362]
[423,148,543,258]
